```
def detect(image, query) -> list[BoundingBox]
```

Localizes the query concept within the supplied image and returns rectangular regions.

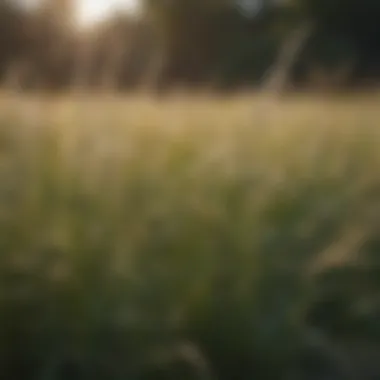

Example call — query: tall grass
[0,94,380,380]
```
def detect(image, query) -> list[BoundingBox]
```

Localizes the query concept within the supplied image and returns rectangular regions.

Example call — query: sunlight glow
[77,0,138,25]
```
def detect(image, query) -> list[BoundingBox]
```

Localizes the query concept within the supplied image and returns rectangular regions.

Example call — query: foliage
[0,0,379,91]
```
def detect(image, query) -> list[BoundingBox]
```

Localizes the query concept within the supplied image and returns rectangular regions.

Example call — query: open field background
[1,93,380,379]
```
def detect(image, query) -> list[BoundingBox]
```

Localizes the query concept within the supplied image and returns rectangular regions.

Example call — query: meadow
[1,92,380,380]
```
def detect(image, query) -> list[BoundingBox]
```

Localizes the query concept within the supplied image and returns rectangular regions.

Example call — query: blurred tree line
[0,0,379,92]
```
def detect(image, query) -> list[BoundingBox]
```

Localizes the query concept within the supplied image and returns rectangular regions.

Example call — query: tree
[141,0,290,89]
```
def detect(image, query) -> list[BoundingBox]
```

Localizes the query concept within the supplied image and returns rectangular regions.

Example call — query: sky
[77,0,138,25]
[21,0,139,26]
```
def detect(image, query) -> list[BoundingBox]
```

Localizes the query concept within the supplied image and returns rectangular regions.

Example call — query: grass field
[1,93,380,380]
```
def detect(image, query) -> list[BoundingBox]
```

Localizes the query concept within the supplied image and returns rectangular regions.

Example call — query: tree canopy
[0,0,378,91]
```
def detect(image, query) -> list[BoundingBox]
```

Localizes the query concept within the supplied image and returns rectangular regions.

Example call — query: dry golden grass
[0,92,380,380]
